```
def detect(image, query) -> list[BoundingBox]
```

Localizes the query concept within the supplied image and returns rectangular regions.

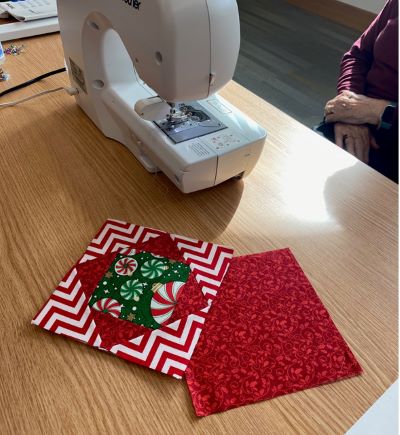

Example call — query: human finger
[360,129,371,163]
[354,136,367,162]
[325,113,337,123]
[353,137,363,161]
[340,100,350,110]
[326,102,350,121]
[334,128,345,148]
[326,110,349,123]
[362,139,370,163]
[325,102,334,115]
[345,136,356,157]
[370,135,380,150]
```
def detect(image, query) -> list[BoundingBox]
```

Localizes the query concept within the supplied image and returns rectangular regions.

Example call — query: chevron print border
[172,235,234,302]
[32,220,234,378]
[80,219,165,264]
[32,268,102,346]
[110,308,209,379]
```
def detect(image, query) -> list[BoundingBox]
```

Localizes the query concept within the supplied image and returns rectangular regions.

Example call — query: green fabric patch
[89,252,191,329]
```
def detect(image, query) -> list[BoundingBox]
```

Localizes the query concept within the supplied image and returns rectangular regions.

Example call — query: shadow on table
[323,161,396,227]
[18,103,245,241]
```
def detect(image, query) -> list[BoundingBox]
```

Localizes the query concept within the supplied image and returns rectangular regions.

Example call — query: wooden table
[0,34,397,435]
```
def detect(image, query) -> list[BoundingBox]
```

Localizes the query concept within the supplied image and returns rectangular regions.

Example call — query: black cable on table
[0,67,67,98]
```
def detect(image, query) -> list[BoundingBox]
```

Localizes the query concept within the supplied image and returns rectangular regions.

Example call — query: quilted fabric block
[32,219,234,379]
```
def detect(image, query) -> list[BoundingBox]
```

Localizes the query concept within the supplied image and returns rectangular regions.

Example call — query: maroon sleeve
[337,0,394,94]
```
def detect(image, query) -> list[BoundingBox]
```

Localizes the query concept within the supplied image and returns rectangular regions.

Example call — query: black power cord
[0,67,67,98]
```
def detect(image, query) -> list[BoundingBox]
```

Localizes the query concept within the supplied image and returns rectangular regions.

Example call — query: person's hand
[334,122,379,163]
[325,91,389,125]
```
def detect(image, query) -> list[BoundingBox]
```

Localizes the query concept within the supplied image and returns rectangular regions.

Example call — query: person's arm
[337,0,394,95]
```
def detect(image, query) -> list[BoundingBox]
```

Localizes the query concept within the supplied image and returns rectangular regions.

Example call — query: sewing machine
[57,0,267,193]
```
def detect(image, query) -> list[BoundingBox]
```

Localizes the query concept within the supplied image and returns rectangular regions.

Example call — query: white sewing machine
[57,0,267,193]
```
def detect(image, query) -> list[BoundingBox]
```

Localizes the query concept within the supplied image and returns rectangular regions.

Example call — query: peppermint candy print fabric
[185,249,362,416]
[89,252,190,329]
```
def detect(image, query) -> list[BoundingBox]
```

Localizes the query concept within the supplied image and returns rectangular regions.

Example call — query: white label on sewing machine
[69,58,87,94]
[206,99,232,115]
[188,141,212,157]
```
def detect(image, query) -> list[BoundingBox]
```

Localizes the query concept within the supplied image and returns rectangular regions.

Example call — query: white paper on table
[0,0,57,22]
[346,380,398,435]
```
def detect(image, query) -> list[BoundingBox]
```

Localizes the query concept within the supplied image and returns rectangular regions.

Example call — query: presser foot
[154,101,227,144]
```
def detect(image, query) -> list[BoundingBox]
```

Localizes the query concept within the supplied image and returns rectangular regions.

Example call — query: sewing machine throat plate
[154,102,227,144]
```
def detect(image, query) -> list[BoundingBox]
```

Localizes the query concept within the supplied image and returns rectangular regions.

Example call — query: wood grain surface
[287,0,375,32]
[236,0,360,128]
[0,34,397,435]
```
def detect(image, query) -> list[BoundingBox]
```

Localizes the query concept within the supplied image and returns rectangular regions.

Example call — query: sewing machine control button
[203,133,247,151]
[206,99,232,114]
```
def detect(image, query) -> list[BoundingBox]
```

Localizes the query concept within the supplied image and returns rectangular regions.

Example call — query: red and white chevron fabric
[32,267,102,346]
[79,219,165,264]
[172,234,234,303]
[111,308,210,379]
[32,219,234,379]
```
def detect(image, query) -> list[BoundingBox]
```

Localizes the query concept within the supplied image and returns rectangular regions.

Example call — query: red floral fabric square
[185,249,362,416]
